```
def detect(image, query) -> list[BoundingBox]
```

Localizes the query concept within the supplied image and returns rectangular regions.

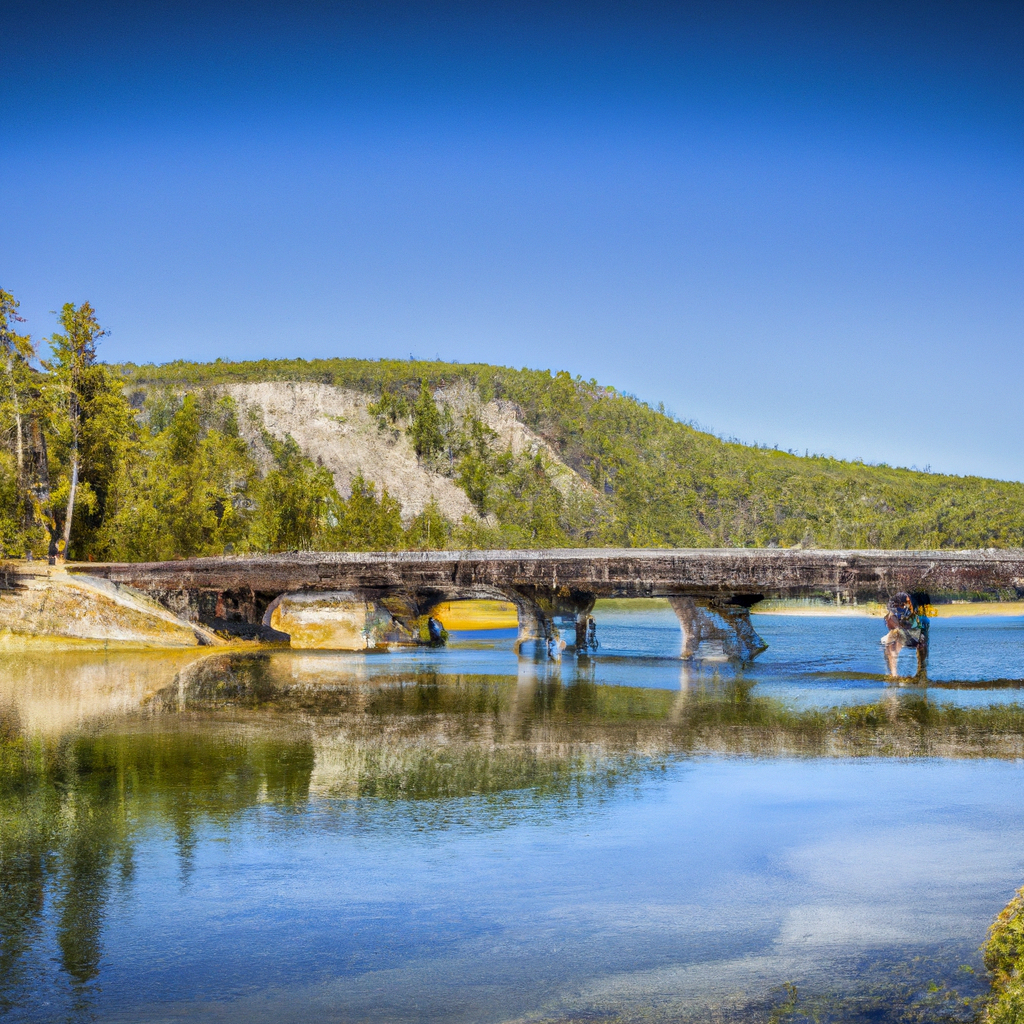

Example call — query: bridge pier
[507,591,555,653]
[572,595,597,651]
[668,596,767,661]
[504,588,597,655]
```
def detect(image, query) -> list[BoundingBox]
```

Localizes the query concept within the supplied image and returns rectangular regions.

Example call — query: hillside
[3,327,1023,561]
[112,356,1024,553]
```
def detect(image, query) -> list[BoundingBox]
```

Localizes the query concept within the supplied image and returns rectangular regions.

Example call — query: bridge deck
[72,548,1024,600]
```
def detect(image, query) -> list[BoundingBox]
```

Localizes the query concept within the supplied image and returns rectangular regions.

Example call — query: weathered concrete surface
[668,597,769,660]
[70,548,1024,602]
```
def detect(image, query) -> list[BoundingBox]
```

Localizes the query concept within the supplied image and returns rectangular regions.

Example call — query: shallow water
[1,609,1023,1023]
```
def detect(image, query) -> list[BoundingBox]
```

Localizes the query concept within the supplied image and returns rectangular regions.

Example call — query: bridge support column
[668,596,767,661]
[508,592,554,653]
[573,596,597,651]
[505,589,598,655]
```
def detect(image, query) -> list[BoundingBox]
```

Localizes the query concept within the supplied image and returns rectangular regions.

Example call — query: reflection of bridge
[74,548,1024,660]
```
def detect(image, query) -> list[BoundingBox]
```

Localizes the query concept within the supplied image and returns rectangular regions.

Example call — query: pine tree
[0,289,40,554]
[409,381,443,461]
[39,303,139,559]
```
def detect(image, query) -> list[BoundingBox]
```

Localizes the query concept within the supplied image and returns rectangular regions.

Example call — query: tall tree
[98,394,253,561]
[0,288,47,555]
[247,431,342,553]
[0,289,34,485]
[41,302,133,559]
[409,381,443,461]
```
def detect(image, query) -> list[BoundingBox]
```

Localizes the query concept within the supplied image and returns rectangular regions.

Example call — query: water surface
[1,609,1023,1022]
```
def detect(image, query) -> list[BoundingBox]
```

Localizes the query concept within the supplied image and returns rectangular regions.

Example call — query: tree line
[122,351,1024,553]
[0,291,452,560]
[6,286,1024,561]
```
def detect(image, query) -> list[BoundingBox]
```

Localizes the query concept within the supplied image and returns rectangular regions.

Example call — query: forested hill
[3,317,1023,561]
[114,356,1024,554]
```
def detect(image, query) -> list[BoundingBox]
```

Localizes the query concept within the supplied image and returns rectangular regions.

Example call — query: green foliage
[336,473,403,550]
[0,307,1019,559]
[367,388,409,431]
[409,380,443,461]
[40,303,137,557]
[0,453,26,556]
[246,432,341,553]
[984,887,1024,1023]
[404,497,452,550]
[0,290,44,555]
[98,393,253,560]
[119,354,1024,552]
[455,417,500,514]
[484,450,569,548]
[96,388,434,557]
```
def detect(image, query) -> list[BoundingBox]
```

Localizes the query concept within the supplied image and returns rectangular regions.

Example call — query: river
[1,606,1023,1022]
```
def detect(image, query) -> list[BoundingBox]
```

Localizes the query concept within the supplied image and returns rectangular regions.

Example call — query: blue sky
[2,0,1021,480]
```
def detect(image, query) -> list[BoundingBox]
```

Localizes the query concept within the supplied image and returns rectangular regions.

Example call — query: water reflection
[157,652,1024,762]
[1,626,1023,1023]
[0,650,210,735]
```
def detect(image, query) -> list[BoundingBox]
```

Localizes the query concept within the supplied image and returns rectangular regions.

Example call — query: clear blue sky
[2,1,1021,480]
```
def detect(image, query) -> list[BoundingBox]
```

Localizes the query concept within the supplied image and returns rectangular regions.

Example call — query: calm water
[1,609,1023,1023]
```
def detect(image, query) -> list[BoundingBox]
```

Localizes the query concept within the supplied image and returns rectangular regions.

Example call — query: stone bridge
[72,548,1024,660]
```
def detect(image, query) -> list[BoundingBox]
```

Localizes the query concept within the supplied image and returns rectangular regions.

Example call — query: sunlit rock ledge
[0,565,435,651]
[266,591,418,650]
[0,564,218,649]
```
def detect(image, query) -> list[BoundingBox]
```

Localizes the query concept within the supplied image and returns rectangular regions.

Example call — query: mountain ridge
[118,356,1024,553]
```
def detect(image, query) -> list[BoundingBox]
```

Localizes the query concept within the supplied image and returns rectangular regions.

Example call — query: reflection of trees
[159,656,1024,806]
[0,713,314,1017]
[3,653,1024,1015]
[160,655,1024,768]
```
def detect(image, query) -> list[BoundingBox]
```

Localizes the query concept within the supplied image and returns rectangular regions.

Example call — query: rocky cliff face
[434,380,597,503]
[219,382,477,522]
[214,381,595,523]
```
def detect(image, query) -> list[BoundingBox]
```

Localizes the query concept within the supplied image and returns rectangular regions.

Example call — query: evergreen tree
[0,290,33,492]
[405,497,451,550]
[337,473,403,550]
[455,417,499,515]
[247,433,343,552]
[98,395,252,560]
[41,303,135,559]
[409,381,443,461]
[0,289,40,554]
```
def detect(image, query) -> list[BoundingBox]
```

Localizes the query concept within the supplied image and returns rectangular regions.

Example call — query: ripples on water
[1,608,1023,1023]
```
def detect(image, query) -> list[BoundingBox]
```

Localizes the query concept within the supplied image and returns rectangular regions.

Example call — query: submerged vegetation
[4,288,1024,559]
[983,887,1024,1023]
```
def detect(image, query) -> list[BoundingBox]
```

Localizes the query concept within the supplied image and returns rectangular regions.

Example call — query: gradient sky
[2,0,1021,480]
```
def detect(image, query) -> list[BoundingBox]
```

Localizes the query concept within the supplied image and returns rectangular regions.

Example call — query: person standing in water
[881,592,929,679]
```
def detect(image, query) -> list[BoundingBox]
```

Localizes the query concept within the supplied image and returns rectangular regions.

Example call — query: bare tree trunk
[13,389,23,481]
[28,420,57,560]
[30,418,51,502]
[61,453,78,560]
[4,356,23,482]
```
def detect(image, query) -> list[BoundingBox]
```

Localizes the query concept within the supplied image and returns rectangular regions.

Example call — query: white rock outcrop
[217,380,597,523]
[219,382,478,523]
